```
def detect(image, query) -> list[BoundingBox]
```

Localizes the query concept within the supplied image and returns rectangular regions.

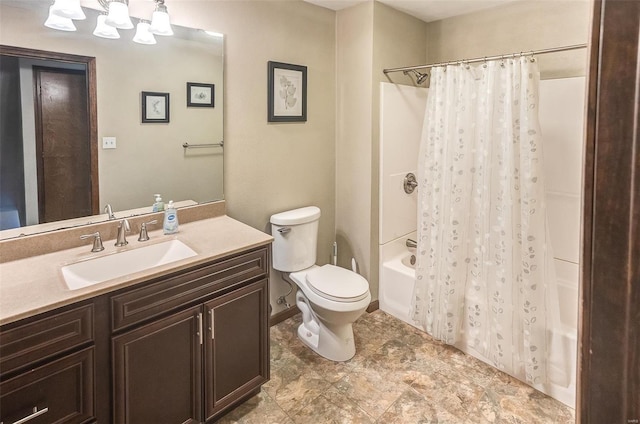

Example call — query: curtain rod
[382,43,588,74]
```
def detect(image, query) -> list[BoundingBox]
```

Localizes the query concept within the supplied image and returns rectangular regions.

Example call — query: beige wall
[336,2,374,286]
[426,0,591,78]
[170,1,337,314]
[336,1,427,300]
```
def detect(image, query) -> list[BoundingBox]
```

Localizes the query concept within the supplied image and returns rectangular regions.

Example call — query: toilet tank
[270,206,321,272]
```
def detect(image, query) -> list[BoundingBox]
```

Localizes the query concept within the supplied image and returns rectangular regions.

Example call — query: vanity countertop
[0,215,273,326]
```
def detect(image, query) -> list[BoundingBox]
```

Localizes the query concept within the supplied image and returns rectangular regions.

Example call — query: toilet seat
[305,264,369,302]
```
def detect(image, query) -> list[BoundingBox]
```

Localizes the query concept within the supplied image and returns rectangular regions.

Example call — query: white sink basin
[62,240,197,290]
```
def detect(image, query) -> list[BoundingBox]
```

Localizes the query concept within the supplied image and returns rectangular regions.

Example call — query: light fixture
[44,6,77,31]
[50,0,86,20]
[93,14,120,39]
[149,0,173,36]
[44,0,175,45]
[105,1,134,30]
[133,21,157,45]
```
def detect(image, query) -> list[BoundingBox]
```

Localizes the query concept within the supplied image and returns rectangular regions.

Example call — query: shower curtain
[411,57,553,385]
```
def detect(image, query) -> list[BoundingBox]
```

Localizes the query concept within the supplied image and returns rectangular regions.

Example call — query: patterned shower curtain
[411,57,554,384]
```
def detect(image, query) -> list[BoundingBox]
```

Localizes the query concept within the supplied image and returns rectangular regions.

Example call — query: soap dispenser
[163,200,179,234]
[152,194,164,212]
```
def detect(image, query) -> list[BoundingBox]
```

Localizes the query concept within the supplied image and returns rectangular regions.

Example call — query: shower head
[415,71,429,85]
[403,69,429,85]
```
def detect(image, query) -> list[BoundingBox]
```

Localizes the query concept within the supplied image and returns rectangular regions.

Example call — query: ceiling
[304,0,521,23]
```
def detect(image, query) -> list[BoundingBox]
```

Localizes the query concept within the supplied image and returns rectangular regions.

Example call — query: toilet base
[297,321,356,362]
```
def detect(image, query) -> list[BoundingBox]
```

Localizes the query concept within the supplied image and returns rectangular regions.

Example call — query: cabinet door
[112,306,202,424]
[0,347,94,424]
[204,279,269,420]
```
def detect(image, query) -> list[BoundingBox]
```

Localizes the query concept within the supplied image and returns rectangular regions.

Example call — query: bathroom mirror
[0,1,224,239]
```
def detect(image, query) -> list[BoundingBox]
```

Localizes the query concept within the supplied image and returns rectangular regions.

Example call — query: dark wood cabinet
[0,303,95,424]
[205,279,269,420]
[0,347,95,424]
[110,247,270,423]
[0,244,270,424]
[112,306,203,424]
[112,277,270,424]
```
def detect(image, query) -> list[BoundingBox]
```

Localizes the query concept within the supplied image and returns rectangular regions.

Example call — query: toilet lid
[305,264,369,302]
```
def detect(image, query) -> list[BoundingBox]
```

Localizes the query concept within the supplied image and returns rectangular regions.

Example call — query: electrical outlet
[102,137,116,149]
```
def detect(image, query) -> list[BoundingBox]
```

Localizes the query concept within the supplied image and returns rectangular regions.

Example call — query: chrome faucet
[406,238,417,248]
[104,204,116,220]
[115,219,130,247]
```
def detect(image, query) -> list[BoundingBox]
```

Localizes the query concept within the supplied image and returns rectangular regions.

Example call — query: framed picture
[187,82,215,107]
[267,61,307,122]
[142,91,169,123]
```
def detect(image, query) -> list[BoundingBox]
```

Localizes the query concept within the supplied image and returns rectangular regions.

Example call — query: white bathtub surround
[412,57,555,386]
[379,83,427,244]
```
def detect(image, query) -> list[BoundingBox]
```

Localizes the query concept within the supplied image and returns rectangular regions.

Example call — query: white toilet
[270,206,371,361]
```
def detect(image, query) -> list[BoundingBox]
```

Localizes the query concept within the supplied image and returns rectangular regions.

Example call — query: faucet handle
[80,232,105,252]
[138,220,158,242]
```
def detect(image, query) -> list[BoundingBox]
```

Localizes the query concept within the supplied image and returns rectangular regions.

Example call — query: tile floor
[218,310,575,424]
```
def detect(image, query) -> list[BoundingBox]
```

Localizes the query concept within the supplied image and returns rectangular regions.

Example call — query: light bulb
[44,6,77,31]
[133,22,157,45]
[93,14,120,39]
[105,1,133,30]
[150,10,173,36]
[50,0,86,20]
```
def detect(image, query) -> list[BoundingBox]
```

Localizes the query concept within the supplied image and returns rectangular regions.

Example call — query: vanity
[0,210,273,424]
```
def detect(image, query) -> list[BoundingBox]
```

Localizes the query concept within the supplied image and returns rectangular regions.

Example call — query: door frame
[0,45,99,216]
[578,0,639,422]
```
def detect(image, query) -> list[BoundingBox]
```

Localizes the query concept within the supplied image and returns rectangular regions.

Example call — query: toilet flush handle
[277,227,291,234]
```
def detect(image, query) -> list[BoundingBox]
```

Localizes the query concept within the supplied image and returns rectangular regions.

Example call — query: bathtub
[379,231,421,329]
[379,232,578,407]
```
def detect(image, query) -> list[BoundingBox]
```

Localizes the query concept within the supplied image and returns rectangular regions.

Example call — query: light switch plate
[103,137,116,149]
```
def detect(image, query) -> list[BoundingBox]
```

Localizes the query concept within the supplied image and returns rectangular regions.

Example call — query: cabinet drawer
[111,247,268,331]
[0,304,94,375]
[0,347,95,424]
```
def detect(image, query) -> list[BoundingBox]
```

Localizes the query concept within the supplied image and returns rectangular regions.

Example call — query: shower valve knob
[404,173,418,194]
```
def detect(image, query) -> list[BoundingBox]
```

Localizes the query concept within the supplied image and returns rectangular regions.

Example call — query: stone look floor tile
[377,388,440,423]
[290,386,376,424]
[437,345,499,387]
[281,324,354,384]
[471,372,576,424]
[216,389,294,424]
[220,309,575,423]
[262,344,333,417]
[333,361,410,419]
